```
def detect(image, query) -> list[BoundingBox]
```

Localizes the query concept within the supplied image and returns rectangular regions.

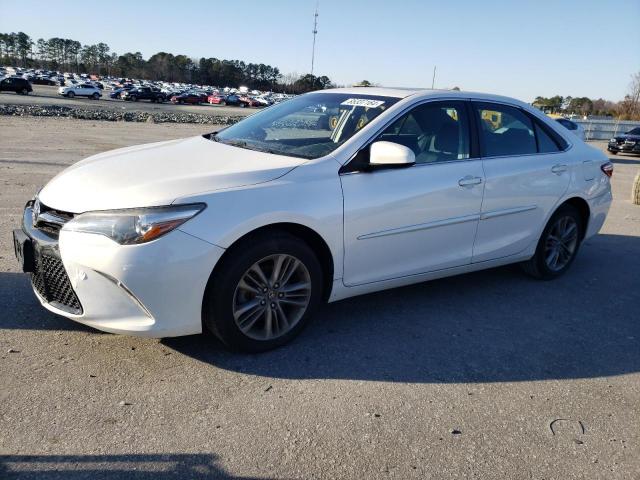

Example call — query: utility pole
[431,65,437,89]
[311,1,319,76]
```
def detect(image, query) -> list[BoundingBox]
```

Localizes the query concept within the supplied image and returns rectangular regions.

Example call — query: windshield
[212,92,399,159]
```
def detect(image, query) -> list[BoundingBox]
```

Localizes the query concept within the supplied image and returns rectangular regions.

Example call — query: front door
[341,100,485,286]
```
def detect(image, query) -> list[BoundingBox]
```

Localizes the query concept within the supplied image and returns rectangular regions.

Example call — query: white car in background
[13,88,612,352]
[555,118,586,141]
[58,83,102,99]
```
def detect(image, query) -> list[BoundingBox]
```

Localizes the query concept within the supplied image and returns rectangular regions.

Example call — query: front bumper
[18,203,225,337]
[608,142,640,154]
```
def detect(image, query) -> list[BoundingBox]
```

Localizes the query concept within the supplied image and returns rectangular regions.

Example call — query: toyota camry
[13,88,613,352]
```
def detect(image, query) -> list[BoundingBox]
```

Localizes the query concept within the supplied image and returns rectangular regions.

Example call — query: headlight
[63,203,205,245]
[610,138,616,142]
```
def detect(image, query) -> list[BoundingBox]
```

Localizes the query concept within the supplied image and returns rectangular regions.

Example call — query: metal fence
[573,119,640,141]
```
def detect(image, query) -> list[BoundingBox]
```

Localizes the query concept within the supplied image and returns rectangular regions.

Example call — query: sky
[1,0,639,102]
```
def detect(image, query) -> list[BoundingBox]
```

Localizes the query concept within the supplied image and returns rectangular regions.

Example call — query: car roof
[316,87,530,108]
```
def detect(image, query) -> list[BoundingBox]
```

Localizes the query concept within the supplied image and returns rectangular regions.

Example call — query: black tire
[220,100,226,106]
[92,92,99,100]
[21,88,29,95]
[203,232,323,352]
[67,91,75,98]
[521,204,583,280]
[610,151,617,155]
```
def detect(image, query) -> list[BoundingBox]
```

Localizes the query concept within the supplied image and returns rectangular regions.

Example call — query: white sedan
[13,88,612,351]
[58,83,102,99]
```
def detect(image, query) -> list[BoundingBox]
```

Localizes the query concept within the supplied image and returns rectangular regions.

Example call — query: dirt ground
[1,117,639,479]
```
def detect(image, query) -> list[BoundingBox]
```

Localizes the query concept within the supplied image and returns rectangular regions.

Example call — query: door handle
[551,164,568,174]
[458,175,483,187]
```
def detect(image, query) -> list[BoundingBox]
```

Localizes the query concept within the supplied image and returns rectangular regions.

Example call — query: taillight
[601,162,613,178]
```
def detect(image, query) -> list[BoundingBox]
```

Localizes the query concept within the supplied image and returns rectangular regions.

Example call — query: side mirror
[369,141,416,167]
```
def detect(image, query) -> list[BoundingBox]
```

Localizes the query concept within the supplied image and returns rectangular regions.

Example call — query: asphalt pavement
[1,117,639,479]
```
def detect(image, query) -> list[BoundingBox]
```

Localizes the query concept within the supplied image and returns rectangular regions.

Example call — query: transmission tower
[311,1,319,76]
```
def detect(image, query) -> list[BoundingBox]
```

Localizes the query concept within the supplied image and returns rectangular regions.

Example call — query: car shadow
[164,233,640,384]
[609,155,640,165]
[0,271,95,333]
[0,453,282,480]
[2,233,638,385]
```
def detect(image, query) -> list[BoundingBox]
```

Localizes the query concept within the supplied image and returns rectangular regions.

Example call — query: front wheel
[92,92,99,100]
[67,91,75,98]
[20,88,29,95]
[521,204,583,280]
[203,232,323,352]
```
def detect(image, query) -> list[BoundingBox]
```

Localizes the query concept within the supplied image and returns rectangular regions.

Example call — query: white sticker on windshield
[341,98,385,108]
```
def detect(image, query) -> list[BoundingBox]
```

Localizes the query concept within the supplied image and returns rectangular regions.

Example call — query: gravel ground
[1,117,639,479]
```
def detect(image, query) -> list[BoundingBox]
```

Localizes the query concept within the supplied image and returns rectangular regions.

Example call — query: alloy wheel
[544,216,578,271]
[232,254,312,341]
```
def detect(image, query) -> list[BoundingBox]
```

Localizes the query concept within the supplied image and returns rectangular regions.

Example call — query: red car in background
[170,92,208,105]
[238,95,263,108]
[207,94,227,105]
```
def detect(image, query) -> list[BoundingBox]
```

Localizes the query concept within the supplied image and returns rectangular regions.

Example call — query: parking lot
[1,116,639,479]
[0,85,252,118]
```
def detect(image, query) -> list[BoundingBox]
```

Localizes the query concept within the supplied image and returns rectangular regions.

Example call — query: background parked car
[109,84,135,99]
[31,76,59,86]
[207,94,227,105]
[224,94,241,106]
[58,83,102,99]
[238,95,263,108]
[608,127,640,155]
[170,92,208,105]
[555,118,586,141]
[0,76,33,94]
[122,86,166,102]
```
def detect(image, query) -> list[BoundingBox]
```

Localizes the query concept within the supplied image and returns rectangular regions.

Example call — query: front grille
[32,253,83,314]
[33,202,74,238]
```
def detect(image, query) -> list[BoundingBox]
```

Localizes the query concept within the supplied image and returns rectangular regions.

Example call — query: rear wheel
[92,92,99,100]
[203,232,322,352]
[20,88,29,95]
[521,204,583,280]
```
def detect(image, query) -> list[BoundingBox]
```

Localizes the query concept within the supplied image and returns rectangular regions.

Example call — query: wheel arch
[559,196,590,239]
[208,222,335,303]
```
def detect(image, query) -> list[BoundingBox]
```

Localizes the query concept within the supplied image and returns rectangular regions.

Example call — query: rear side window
[474,103,537,156]
[474,103,569,156]
[534,122,560,153]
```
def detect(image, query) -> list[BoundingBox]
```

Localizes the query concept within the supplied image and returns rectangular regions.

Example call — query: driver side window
[378,102,470,164]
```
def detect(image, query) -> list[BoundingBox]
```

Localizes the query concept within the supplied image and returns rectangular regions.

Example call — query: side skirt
[327,252,532,303]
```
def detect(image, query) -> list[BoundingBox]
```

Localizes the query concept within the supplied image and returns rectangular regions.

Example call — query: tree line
[533,73,640,120]
[0,31,334,93]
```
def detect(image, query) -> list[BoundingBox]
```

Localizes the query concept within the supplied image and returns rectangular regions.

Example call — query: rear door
[471,102,570,263]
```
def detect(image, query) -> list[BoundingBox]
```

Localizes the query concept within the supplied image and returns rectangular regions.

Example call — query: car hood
[618,134,640,141]
[38,136,305,213]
